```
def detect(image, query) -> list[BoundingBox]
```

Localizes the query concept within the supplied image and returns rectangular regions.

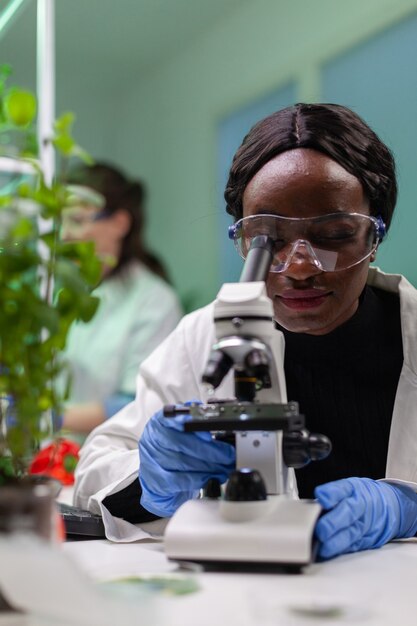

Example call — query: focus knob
[225,468,267,502]
[203,478,222,499]
[283,429,332,468]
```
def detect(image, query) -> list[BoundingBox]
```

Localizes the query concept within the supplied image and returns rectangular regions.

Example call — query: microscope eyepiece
[239,235,275,283]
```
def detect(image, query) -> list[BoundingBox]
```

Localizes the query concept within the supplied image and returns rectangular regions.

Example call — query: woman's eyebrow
[250,207,348,217]
[249,209,286,217]
[246,209,298,218]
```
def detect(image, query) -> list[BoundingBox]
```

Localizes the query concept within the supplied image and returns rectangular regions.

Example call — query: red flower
[29,438,80,486]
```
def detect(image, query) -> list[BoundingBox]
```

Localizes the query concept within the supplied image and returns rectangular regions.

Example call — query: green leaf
[52,134,75,155]
[54,112,75,134]
[0,456,15,483]
[78,294,100,322]
[0,64,12,90]
[70,144,94,165]
[4,88,37,127]
[11,217,37,239]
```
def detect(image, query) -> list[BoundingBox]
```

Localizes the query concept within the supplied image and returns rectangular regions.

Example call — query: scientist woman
[60,162,182,434]
[74,105,417,559]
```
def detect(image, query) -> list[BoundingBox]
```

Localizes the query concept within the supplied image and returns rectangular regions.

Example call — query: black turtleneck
[275,285,403,499]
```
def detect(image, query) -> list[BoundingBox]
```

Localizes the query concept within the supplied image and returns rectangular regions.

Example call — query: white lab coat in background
[74,267,417,542]
[64,261,182,404]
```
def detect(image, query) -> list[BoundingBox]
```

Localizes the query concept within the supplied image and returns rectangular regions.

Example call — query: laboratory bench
[1,488,417,625]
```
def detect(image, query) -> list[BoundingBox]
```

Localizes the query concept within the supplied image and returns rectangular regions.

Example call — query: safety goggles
[66,185,105,210]
[62,185,108,235]
[61,207,108,234]
[229,212,386,273]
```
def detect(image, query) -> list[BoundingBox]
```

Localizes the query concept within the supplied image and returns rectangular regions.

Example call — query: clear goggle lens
[229,212,385,273]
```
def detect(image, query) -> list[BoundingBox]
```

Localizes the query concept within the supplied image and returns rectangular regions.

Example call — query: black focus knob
[283,429,332,468]
[308,433,332,461]
[203,478,222,499]
[225,469,267,502]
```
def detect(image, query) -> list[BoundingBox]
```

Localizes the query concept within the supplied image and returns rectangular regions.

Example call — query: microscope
[163,236,331,572]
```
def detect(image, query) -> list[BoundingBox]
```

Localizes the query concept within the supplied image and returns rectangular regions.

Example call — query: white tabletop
[2,486,417,625]
[60,536,417,626]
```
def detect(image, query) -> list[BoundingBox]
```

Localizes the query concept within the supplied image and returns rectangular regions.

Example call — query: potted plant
[0,64,101,489]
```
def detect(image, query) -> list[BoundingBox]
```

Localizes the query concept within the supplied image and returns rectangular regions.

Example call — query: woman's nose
[278,240,323,279]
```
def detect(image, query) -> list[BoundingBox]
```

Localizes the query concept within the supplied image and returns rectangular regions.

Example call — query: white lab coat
[63,261,182,404]
[74,267,417,542]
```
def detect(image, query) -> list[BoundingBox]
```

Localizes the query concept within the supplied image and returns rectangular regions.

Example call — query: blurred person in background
[60,161,182,435]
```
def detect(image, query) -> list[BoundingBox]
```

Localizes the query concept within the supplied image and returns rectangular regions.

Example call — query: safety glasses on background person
[61,184,107,237]
[229,212,386,273]
[61,207,108,236]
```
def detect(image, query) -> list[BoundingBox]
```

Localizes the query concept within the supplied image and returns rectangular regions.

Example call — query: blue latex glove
[139,407,236,518]
[315,477,417,560]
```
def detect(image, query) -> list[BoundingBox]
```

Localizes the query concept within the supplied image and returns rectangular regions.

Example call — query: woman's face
[61,204,129,273]
[242,148,373,335]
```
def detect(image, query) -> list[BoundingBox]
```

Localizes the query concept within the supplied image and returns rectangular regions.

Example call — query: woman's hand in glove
[139,406,236,518]
[315,477,417,560]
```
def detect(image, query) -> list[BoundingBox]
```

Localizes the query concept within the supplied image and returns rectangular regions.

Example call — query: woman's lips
[278,289,331,310]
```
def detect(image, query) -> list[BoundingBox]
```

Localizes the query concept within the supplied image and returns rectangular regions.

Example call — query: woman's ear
[112,209,131,237]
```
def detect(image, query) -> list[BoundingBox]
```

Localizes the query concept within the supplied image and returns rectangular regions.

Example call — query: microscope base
[164,496,321,572]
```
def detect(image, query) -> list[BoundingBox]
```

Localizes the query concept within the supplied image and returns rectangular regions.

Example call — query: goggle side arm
[375,215,386,241]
